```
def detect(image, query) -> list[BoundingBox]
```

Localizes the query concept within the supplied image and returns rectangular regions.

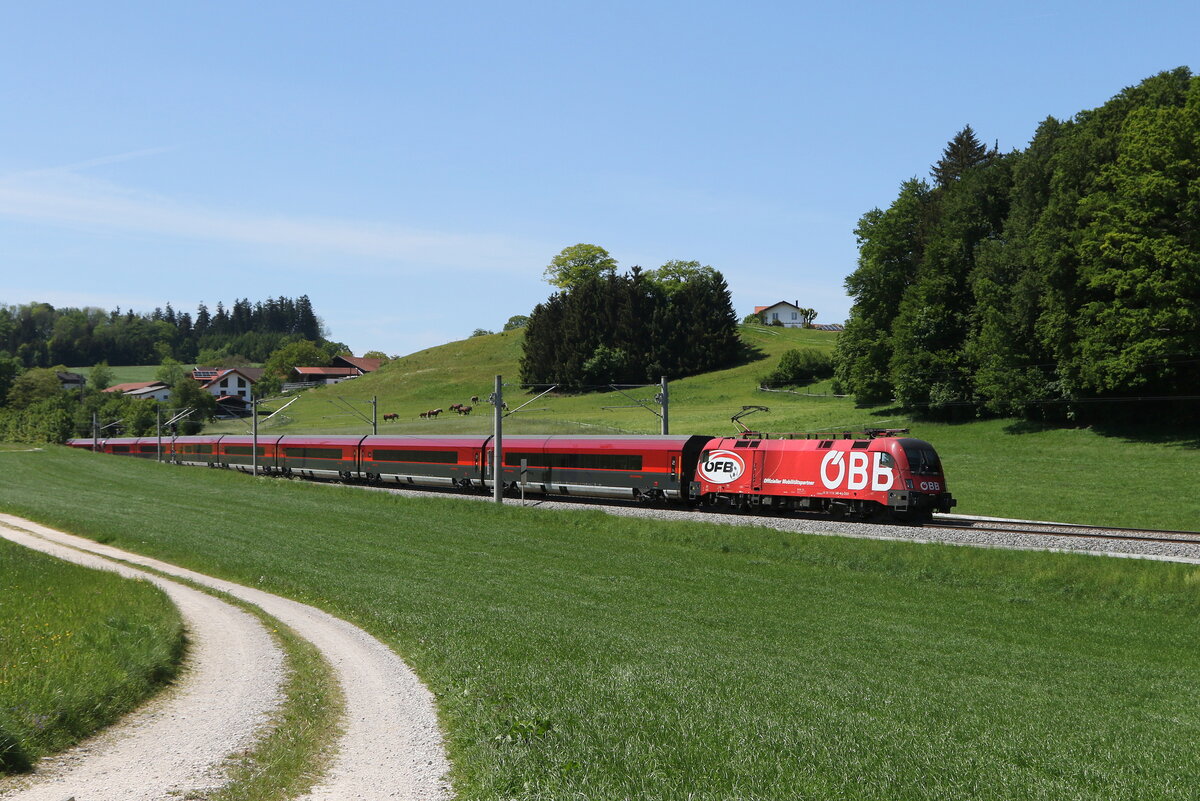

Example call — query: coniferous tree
[931,125,996,187]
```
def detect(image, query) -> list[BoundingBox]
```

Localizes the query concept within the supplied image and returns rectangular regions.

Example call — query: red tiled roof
[292,367,360,377]
[103,381,167,394]
[334,355,383,373]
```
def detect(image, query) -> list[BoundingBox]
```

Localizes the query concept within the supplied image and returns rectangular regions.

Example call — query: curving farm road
[0,514,451,801]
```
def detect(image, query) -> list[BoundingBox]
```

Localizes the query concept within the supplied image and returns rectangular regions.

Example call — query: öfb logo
[700,450,744,484]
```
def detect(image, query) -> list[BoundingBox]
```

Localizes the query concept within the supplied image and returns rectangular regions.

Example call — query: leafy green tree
[470,328,494,337]
[649,260,717,293]
[362,350,392,363]
[835,179,931,404]
[889,154,1012,417]
[170,374,216,433]
[88,361,114,391]
[0,355,21,407]
[6,367,65,410]
[1072,73,1200,397]
[155,358,189,389]
[262,340,329,381]
[543,244,618,289]
[503,315,530,331]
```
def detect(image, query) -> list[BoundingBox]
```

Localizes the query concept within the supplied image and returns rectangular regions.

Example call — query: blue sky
[1,1,1196,357]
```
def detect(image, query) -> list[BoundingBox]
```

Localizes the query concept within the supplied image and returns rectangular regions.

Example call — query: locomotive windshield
[901,443,942,476]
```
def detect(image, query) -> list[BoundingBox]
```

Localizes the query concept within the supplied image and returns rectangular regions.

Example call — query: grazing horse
[383,412,399,422]
[428,408,442,418]
[470,395,480,404]
[419,411,428,419]
[458,405,472,415]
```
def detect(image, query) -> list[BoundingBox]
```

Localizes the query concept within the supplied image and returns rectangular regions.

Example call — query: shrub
[759,348,835,387]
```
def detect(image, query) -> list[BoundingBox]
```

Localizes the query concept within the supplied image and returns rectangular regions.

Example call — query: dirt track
[0,514,451,801]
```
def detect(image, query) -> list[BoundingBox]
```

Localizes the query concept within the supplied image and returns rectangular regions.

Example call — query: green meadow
[199,325,1200,530]
[2,446,1199,798]
[0,534,183,772]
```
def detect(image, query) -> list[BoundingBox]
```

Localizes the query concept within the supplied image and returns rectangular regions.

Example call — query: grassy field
[0,533,183,772]
[200,326,1200,530]
[2,446,1199,798]
[69,364,165,385]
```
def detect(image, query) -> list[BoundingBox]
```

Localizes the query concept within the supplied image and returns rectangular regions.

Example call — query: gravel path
[0,514,452,801]
[0,518,285,801]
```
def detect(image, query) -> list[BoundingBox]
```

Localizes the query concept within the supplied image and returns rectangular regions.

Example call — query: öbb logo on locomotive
[819,450,895,492]
[699,449,745,484]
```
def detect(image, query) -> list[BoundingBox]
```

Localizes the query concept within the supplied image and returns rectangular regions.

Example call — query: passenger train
[68,430,955,523]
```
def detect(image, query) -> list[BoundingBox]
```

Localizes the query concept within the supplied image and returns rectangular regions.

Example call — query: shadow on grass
[0,728,31,773]
[1001,419,1200,449]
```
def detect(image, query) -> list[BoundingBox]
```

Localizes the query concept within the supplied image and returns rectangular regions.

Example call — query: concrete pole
[493,374,503,504]
[92,412,99,452]
[371,395,378,435]
[252,397,259,476]
[660,375,669,435]
[156,405,162,462]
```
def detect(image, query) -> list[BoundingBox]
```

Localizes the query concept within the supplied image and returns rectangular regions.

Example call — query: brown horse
[383,412,399,422]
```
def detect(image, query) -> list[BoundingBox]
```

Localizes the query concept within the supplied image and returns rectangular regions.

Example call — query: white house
[102,381,172,402]
[754,301,810,328]
[192,367,263,401]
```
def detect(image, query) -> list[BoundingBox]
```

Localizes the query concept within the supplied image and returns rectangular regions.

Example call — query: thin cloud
[18,147,180,176]
[0,169,543,274]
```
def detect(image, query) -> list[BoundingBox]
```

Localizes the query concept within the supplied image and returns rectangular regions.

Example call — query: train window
[225,446,265,456]
[505,452,643,471]
[284,447,342,459]
[879,452,895,467]
[373,450,457,464]
[195,445,213,455]
[139,445,159,454]
[110,445,130,453]
[902,445,941,476]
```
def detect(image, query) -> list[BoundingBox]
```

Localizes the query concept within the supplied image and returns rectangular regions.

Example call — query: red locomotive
[68,428,954,522]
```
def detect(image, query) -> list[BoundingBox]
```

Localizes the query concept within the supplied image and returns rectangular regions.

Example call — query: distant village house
[753,301,844,331]
[102,381,172,402]
[286,355,383,388]
[190,367,265,400]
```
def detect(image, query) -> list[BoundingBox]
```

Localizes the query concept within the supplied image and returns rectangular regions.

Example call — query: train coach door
[750,448,764,493]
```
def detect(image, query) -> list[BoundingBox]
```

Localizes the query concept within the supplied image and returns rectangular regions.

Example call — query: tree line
[0,295,339,367]
[834,68,1200,423]
[520,245,742,390]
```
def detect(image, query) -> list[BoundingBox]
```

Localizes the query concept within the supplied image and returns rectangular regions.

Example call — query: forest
[834,68,1200,423]
[520,248,742,390]
[0,295,337,367]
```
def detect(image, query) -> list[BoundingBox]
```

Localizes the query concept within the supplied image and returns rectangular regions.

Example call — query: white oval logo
[699,450,745,484]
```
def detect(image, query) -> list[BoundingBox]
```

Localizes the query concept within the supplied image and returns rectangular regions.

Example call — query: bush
[759,348,835,387]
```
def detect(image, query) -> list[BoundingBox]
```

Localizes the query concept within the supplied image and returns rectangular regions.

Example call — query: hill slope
[204,326,1200,529]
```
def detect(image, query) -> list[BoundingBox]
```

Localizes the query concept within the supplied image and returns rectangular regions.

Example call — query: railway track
[925,515,1200,547]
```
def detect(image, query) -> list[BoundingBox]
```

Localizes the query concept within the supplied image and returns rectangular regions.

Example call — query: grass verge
[4,447,1200,799]
[158,577,342,801]
[0,535,184,773]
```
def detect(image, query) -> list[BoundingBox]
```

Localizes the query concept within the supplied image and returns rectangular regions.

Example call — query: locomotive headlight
[905,479,913,489]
